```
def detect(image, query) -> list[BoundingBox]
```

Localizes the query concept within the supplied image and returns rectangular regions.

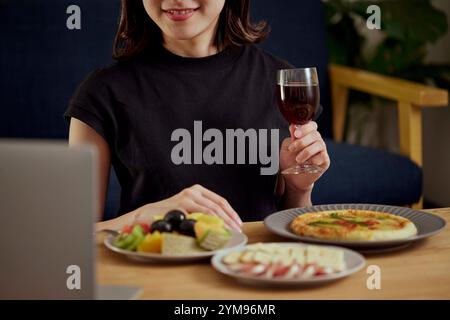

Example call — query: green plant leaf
[327,13,365,66]
[366,38,427,75]
[323,0,449,87]
[379,0,448,44]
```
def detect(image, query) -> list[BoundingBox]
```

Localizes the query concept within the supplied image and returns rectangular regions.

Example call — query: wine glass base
[281,164,323,175]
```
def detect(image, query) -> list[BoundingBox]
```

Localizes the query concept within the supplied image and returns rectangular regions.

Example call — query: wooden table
[97,208,450,299]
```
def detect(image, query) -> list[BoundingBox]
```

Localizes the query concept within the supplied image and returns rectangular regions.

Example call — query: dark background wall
[0,0,332,140]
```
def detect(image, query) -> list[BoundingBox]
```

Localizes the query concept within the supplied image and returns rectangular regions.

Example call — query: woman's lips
[164,8,198,22]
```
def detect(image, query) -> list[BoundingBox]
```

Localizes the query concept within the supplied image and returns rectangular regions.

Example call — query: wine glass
[276,67,323,175]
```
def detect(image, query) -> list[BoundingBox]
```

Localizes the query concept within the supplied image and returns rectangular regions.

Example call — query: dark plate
[264,204,446,249]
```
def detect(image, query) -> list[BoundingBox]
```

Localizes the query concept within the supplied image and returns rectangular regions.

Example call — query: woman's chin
[167,31,204,42]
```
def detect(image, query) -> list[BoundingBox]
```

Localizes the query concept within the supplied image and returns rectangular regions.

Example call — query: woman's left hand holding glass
[279,121,330,193]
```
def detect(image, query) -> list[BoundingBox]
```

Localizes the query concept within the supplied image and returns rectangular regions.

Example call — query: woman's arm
[68,118,111,221]
[276,174,313,209]
[68,119,137,230]
[68,118,242,232]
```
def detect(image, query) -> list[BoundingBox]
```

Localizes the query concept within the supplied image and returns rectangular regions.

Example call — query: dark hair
[113,0,270,60]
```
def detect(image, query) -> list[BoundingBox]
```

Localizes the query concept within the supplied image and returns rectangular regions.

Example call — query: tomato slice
[364,219,379,226]
[139,223,150,234]
[121,225,133,234]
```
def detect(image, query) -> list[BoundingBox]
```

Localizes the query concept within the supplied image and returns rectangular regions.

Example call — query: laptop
[0,140,141,299]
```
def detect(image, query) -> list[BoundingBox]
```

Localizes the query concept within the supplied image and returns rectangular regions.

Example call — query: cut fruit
[197,215,224,227]
[113,233,135,249]
[194,221,229,242]
[131,224,145,238]
[126,234,144,251]
[186,212,205,221]
[137,231,162,253]
[120,225,133,234]
[198,229,231,251]
[187,212,224,227]
[161,233,205,255]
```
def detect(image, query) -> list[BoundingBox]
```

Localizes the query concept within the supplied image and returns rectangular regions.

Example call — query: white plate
[211,242,366,286]
[104,229,248,263]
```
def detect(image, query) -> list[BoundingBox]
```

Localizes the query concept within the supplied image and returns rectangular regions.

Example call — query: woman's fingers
[180,184,242,231]
[193,184,243,226]
[288,130,321,153]
[286,122,329,167]
[308,151,330,169]
[141,185,242,232]
[191,196,241,232]
[289,121,318,139]
[295,140,327,164]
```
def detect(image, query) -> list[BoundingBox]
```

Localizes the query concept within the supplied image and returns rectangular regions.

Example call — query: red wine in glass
[276,83,320,125]
[276,68,323,175]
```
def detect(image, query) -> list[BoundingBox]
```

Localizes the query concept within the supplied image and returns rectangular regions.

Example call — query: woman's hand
[134,184,242,232]
[279,122,330,193]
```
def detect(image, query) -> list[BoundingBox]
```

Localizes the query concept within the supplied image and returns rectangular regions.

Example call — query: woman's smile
[163,7,199,22]
[143,0,225,53]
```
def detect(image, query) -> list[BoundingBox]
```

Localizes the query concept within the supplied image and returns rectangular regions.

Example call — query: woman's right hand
[68,120,242,233]
[133,184,243,232]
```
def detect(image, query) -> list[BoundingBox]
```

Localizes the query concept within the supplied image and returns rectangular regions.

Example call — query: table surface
[97,208,450,299]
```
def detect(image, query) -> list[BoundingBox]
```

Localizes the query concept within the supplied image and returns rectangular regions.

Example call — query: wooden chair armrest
[329,64,448,106]
[329,63,448,153]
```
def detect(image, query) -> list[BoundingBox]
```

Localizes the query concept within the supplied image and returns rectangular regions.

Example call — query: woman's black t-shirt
[64,44,291,221]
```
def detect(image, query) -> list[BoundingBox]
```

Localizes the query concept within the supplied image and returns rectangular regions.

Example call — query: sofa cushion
[312,140,422,205]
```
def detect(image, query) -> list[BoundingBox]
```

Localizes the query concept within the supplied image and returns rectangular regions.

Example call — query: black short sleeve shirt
[65,45,291,221]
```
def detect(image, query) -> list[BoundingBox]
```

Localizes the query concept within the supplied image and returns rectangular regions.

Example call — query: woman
[65,0,330,231]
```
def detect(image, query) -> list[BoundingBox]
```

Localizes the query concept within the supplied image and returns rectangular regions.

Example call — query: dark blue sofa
[0,0,422,220]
